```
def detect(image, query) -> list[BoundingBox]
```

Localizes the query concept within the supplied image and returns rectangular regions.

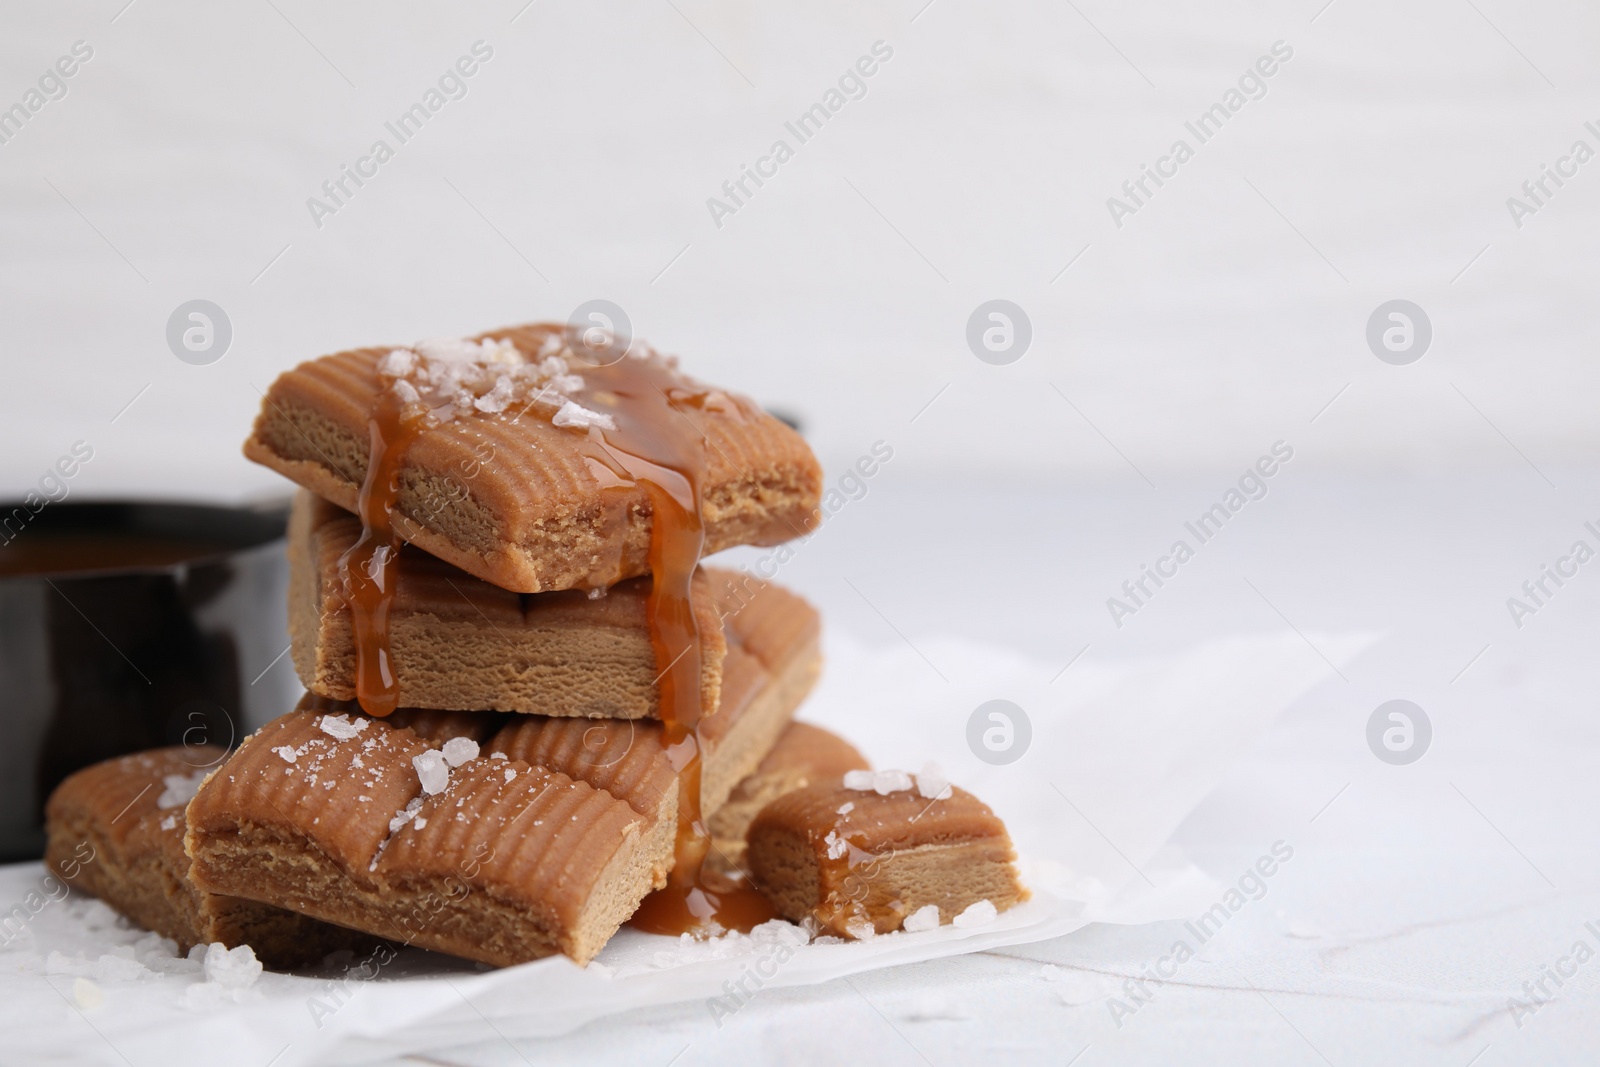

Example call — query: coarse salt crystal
[318,714,370,742]
[378,349,416,376]
[902,904,942,933]
[272,745,297,765]
[389,796,424,833]
[489,752,508,760]
[156,770,207,809]
[844,919,876,941]
[440,737,479,768]
[824,831,848,860]
[915,763,954,801]
[201,942,262,990]
[952,899,998,929]
[844,769,913,795]
[413,750,449,795]
[504,768,517,783]
[474,375,515,413]
[412,817,427,830]
[391,379,421,405]
[159,814,178,832]
[551,400,616,431]
[836,801,854,816]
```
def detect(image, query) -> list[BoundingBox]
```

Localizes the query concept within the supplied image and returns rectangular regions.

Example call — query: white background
[4,2,1600,1064]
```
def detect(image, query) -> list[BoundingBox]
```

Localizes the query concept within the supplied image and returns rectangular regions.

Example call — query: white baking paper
[0,628,1371,1066]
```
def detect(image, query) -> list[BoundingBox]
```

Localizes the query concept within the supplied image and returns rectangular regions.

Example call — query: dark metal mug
[0,500,297,860]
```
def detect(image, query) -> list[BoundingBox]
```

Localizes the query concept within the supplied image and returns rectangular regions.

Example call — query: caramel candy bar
[747,776,1027,939]
[186,711,655,966]
[44,747,371,969]
[245,324,822,594]
[705,723,870,879]
[287,491,727,717]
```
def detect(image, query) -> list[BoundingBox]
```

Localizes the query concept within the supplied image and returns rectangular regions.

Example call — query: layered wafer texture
[245,324,822,593]
[747,782,1027,938]
[287,491,727,717]
[185,711,654,965]
[44,747,371,969]
[706,723,870,879]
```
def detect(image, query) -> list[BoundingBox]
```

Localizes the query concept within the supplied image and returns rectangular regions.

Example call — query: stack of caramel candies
[44,324,1025,968]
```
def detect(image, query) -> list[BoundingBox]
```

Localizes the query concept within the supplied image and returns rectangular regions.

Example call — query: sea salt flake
[915,763,954,801]
[836,801,854,816]
[844,769,913,795]
[156,770,208,809]
[845,919,876,941]
[378,349,417,376]
[441,737,479,768]
[824,831,848,860]
[391,379,420,405]
[504,768,517,783]
[489,752,508,761]
[412,817,427,830]
[388,796,425,833]
[318,714,370,742]
[474,375,515,413]
[552,400,616,431]
[414,337,483,363]
[902,904,942,933]
[952,899,998,929]
[414,750,449,795]
[272,745,297,765]
[159,814,178,832]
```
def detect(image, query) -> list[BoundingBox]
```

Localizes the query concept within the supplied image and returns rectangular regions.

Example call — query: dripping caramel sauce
[339,389,426,718]
[341,327,774,933]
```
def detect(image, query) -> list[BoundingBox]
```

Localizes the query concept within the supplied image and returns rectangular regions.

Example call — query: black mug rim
[0,498,290,580]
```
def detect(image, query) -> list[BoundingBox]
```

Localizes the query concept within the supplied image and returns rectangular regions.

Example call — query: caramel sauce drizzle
[566,351,776,935]
[338,389,425,718]
[340,326,775,933]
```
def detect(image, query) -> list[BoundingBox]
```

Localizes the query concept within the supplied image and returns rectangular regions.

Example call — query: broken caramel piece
[287,491,728,717]
[44,746,372,969]
[746,781,1027,939]
[705,723,870,880]
[186,710,655,966]
[245,324,822,594]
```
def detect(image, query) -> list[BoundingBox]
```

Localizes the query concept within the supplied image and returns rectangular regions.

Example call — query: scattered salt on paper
[156,770,208,809]
[201,943,261,991]
[952,900,998,929]
[73,977,103,1011]
[318,714,370,742]
[902,905,942,933]
[440,737,479,768]
[414,750,449,795]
